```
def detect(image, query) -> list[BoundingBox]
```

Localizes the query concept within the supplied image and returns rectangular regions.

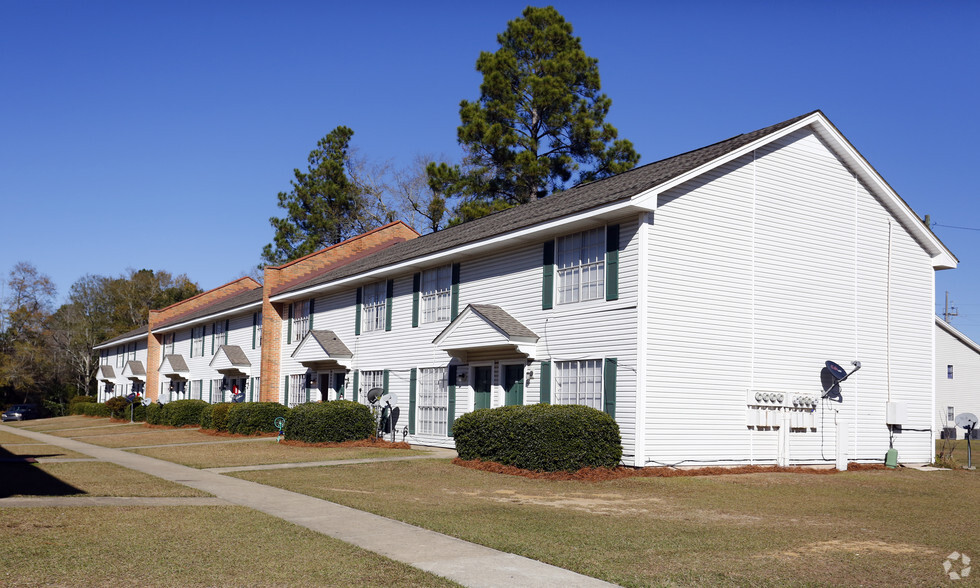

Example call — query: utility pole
[944,291,959,323]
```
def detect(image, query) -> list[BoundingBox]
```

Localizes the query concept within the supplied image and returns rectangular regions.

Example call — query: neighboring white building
[93,326,148,402]
[935,317,980,439]
[265,110,956,466]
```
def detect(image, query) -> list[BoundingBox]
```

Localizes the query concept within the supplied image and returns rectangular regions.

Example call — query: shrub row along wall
[285,401,374,443]
[453,404,623,472]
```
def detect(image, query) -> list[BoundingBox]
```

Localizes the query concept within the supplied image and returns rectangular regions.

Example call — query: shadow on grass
[0,447,84,497]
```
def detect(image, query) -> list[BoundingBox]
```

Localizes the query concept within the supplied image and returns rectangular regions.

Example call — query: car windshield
[9,405,33,411]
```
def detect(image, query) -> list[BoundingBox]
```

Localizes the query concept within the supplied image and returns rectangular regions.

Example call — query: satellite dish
[367,388,384,404]
[820,360,861,402]
[825,361,847,380]
[379,391,398,408]
[955,413,978,430]
[232,392,245,403]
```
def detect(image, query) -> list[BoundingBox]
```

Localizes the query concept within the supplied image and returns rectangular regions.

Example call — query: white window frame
[947,364,954,379]
[212,321,227,353]
[556,227,605,305]
[254,312,263,349]
[115,346,124,368]
[288,374,307,407]
[163,333,175,358]
[421,265,451,324]
[362,281,387,332]
[293,300,311,341]
[361,370,384,405]
[417,367,449,436]
[948,406,955,422]
[192,326,205,357]
[554,359,603,410]
[128,343,137,361]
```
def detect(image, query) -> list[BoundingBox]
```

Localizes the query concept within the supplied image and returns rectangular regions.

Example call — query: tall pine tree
[430,6,640,222]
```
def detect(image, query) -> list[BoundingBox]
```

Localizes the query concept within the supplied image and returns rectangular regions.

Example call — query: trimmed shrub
[105,396,131,419]
[226,402,289,435]
[80,402,111,417]
[286,401,375,443]
[145,403,164,425]
[69,396,97,415]
[453,404,622,472]
[200,403,234,431]
[164,399,209,427]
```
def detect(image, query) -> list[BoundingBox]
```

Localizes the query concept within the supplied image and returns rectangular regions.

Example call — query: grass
[2,462,210,497]
[233,459,980,587]
[0,429,38,444]
[130,441,418,468]
[64,428,224,448]
[0,506,459,587]
[2,442,89,459]
[45,423,158,439]
[936,438,980,468]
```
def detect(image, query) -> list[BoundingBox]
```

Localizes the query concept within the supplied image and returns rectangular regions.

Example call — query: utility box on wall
[885,401,907,426]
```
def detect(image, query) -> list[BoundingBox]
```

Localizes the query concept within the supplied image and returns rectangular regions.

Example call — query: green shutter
[606,224,620,301]
[447,365,457,437]
[208,379,212,402]
[542,241,555,310]
[249,377,255,402]
[189,329,193,358]
[385,279,394,332]
[306,373,311,403]
[284,374,289,403]
[252,313,257,349]
[412,273,421,327]
[539,361,551,404]
[603,358,617,418]
[383,369,389,393]
[451,263,461,320]
[355,288,362,336]
[351,371,359,403]
[224,319,230,346]
[408,367,417,435]
[308,299,314,332]
[211,323,215,354]
[287,303,293,344]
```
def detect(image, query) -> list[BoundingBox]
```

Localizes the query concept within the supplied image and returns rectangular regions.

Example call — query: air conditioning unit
[970,429,980,440]
[941,427,957,440]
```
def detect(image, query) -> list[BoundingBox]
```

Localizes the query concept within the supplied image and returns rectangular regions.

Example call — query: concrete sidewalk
[1,424,615,588]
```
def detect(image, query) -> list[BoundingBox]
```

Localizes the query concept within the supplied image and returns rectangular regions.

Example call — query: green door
[504,364,524,406]
[474,366,492,410]
[334,373,345,400]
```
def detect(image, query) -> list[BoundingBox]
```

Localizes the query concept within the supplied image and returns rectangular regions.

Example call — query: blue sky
[2,1,979,337]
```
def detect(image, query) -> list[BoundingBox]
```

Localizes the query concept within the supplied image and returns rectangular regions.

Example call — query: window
[163,333,175,357]
[293,300,311,341]
[948,365,954,379]
[362,281,387,332]
[288,374,307,407]
[417,368,449,436]
[190,380,203,401]
[555,359,603,410]
[361,370,384,403]
[948,406,955,422]
[421,266,451,323]
[253,312,262,349]
[128,343,137,361]
[556,228,605,304]
[212,321,226,353]
[115,346,125,368]
[191,327,205,357]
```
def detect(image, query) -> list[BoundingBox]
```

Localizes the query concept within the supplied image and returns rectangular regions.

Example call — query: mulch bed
[453,458,887,481]
[280,438,412,450]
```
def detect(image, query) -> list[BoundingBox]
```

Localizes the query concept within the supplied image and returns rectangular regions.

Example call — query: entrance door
[334,373,346,400]
[473,366,492,410]
[503,364,524,406]
[319,374,330,401]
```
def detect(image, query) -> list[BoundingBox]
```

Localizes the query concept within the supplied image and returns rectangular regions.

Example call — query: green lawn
[130,441,418,468]
[234,459,979,587]
[0,506,459,587]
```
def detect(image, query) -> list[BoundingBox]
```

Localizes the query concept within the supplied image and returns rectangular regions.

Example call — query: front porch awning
[433,304,538,361]
[210,345,252,377]
[97,365,116,382]
[158,354,190,379]
[121,360,146,382]
[291,330,353,371]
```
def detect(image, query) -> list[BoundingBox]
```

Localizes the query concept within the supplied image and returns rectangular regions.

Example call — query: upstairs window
[948,364,954,379]
[192,326,205,357]
[115,346,125,368]
[293,300,311,341]
[557,228,605,304]
[421,265,451,323]
[128,343,137,361]
[212,321,226,353]
[162,333,175,357]
[253,312,262,349]
[362,281,387,332]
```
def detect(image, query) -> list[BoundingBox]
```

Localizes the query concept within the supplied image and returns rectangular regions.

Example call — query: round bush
[225,402,289,435]
[453,404,622,472]
[105,396,130,419]
[163,399,209,427]
[80,402,111,417]
[285,401,375,443]
[145,403,164,425]
[200,403,234,431]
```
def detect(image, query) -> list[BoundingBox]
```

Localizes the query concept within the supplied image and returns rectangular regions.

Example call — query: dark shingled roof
[278,111,817,296]
[96,325,149,347]
[154,288,263,330]
[124,361,146,377]
[308,330,353,357]
[216,345,251,367]
[468,304,538,339]
[97,365,116,379]
[160,354,189,373]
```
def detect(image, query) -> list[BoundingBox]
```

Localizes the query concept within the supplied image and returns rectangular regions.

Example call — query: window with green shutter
[539,361,551,404]
[542,241,555,310]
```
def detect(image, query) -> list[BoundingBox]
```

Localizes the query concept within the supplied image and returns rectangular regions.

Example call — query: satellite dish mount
[820,360,861,403]
[955,412,978,470]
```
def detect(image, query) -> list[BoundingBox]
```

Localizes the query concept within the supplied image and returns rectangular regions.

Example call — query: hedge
[145,403,164,425]
[200,403,234,431]
[163,399,209,427]
[70,395,96,408]
[77,402,111,417]
[225,402,289,435]
[285,401,375,443]
[105,396,131,419]
[452,404,623,472]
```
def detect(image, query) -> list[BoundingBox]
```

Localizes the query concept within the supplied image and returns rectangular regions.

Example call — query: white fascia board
[152,301,262,335]
[94,332,148,350]
[271,200,652,303]
[936,316,980,355]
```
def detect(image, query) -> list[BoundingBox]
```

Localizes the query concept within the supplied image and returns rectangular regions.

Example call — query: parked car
[2,404,40,422]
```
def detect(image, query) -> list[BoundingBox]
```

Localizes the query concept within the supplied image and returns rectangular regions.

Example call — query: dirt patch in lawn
[280,438,412,450]
[453,458,887,481]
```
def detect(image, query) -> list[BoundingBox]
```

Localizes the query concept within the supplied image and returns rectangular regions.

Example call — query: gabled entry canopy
[121,361,146,382]
[433,304,538,361]
[210,345,252,377]
[291,330,353,371]
[158,354,190,379]
[97,365,116,383]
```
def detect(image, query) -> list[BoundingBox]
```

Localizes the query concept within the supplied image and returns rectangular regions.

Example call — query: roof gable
[291,330,353,370]
[434,304,538,359]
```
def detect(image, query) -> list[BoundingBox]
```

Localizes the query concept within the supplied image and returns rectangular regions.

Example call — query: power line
[933,222,980,232]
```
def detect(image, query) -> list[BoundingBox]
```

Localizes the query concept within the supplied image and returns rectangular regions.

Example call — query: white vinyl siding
[293,300,311,341]
[418,368,448,436]
[555,359,603,410]
[362,281,386,332]
[557,227,604,304]
[421,266,451,323]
